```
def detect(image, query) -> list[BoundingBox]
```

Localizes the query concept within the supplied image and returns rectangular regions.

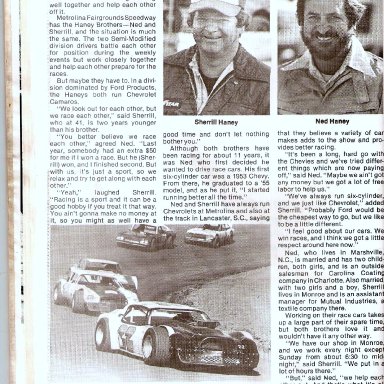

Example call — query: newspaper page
[10,0,384,383]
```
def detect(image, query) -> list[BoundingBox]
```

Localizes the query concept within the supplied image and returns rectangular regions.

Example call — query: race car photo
[94,301,259,373]
[53,269,139,314]
[116,224,176,251]
[184,224,234,248]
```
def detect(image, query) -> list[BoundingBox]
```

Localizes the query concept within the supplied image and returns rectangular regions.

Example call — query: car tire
[53,284,64,305]
[211,237,220,248]
[240,339,259,369]
[229,332,259,369]
[165,236,174,249]
[148,239,157,252]
[142,327,170,366]
[71,291,86,314]
[227,232,234,244]
[95,319,111,352]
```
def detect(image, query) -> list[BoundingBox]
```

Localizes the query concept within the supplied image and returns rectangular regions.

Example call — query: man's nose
[203,20,219,31]
[316,18,331,34]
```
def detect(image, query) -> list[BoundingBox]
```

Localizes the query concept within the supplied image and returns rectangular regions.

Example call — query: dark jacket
[164,45,270,115]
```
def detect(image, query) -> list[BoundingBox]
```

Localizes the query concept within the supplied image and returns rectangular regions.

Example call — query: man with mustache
[163,0,270,115]
[278,0,383,114]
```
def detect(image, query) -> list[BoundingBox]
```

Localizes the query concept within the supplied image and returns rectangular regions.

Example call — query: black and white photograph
[278,0,383,114]
[50,224,271,382]
[163,0,271,115]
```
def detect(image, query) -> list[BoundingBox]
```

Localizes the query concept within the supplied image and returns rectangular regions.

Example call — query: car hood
[186,228,216,236]
[170,321,227,338]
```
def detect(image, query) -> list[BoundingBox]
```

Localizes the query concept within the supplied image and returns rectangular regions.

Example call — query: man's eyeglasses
[194,16,235,28]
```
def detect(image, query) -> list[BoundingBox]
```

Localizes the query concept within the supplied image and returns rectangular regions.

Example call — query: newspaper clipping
[12,0,384,383]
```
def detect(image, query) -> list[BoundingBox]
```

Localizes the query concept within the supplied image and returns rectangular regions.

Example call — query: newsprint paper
[7,0,384,383]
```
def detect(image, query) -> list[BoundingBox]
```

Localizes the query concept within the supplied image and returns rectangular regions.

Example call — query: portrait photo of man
[163,0,271,116]
[278,0,383,115]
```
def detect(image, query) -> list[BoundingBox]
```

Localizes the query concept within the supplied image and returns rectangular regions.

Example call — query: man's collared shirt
[189,54,234,114]
[278,36,383,115]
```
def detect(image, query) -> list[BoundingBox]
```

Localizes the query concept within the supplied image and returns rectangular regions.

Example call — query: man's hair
[296,0,366,29]
[187,10,249,28]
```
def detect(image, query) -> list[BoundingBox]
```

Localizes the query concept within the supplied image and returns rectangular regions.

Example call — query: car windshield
[149,309,209,325]
[77,274,115,287]
[119,282,136,291]
[85,262,121,274]
[202,224,220,231]
[132,224,157,234]
[116,279,137,292]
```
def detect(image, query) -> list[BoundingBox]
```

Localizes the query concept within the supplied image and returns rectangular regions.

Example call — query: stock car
[116,224,176,251]
[53,270,139,314]
[94,301,259,372]
[184,224,234,248]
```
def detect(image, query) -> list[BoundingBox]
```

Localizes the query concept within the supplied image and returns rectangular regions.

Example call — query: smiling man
[163,0,270,115]
[278,0,383,114]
